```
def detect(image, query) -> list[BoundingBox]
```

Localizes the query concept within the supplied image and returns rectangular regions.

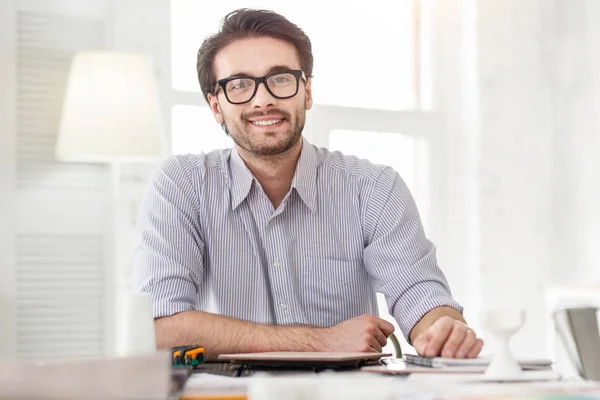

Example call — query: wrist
[305,326,330,352]
[256,324,330,352]
[410,306,465,344]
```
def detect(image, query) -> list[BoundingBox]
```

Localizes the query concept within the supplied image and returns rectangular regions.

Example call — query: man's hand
[412,316,483,358]
[319,314,395,352]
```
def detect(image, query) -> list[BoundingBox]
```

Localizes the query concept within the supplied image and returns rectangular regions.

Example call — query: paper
[184,373,251,392]
[403,354,552,369]
[362,363,486,375]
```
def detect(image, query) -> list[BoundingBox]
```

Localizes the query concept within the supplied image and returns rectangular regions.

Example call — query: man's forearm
[409,306,465,344]
[154,310,327,360]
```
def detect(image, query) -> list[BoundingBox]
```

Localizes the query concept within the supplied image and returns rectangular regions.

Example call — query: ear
[304,77,313,110]
[207,93,224,124]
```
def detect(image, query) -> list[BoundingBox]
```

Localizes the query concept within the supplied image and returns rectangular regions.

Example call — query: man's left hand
[412,316,483,358]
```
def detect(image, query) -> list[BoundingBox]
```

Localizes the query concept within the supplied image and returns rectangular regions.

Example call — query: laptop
[217,352,392,369]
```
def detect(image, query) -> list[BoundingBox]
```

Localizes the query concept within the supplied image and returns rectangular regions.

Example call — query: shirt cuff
[140,283,197,319]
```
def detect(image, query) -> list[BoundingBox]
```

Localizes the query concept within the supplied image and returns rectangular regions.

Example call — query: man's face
[207,37,313,157]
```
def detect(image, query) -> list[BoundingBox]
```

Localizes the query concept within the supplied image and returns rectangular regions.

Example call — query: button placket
[267,219,291,320]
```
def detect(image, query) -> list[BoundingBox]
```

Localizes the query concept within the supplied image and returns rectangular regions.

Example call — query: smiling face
[207,37,313,157]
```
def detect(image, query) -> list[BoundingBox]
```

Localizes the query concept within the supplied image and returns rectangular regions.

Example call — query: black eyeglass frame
[214,69,306,105]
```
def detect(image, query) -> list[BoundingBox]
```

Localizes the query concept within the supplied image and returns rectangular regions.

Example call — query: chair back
[553,307,600,381]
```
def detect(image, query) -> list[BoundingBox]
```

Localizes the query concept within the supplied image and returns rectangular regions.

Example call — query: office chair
[553,307,600,381]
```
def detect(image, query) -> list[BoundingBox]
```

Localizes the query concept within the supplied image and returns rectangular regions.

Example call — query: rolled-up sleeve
[132,156,204,318]
[363,167,462,342]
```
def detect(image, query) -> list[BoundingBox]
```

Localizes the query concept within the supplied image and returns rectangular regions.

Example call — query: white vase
[480,309,526,380]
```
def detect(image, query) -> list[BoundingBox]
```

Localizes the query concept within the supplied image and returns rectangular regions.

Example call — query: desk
[180,369,600,400]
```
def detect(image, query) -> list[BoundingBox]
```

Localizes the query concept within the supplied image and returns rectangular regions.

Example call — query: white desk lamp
[55,51,165,356]
[56,51,164,162]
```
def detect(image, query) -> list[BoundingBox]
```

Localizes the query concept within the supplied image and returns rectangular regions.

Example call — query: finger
[373,329,387,346]
[377,318,395,337]
[441,321,468,358]
[423,318,454,357]
[454,328,477,358]
[468,338,484,358]
[368,336,383,352]
[412,330,432,356]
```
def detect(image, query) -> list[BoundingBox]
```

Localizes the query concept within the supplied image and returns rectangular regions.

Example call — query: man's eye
[229,80,252,91]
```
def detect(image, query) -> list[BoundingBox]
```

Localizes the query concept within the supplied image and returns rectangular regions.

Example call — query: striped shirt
[132,137,462,341]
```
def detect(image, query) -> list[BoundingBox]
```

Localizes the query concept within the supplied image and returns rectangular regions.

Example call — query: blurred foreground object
[0,352,171,400]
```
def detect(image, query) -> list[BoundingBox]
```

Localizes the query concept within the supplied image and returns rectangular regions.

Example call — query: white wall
[434,0,600,358]
[552,0,600,286]
[476,0,556,357]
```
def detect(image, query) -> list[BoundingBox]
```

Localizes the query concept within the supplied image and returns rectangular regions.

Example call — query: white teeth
[252,119,281,126]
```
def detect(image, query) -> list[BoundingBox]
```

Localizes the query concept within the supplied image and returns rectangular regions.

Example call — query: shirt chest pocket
[298,257,372,327]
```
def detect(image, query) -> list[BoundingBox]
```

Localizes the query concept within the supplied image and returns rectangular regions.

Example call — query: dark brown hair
[196,8,313,102]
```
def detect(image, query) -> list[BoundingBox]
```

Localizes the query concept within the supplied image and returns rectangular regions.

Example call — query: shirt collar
[228,147,254,210]
[291,137,318,213]
[227,137,318,213]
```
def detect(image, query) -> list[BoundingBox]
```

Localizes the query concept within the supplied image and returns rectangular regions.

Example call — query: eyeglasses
[215,69,306,105]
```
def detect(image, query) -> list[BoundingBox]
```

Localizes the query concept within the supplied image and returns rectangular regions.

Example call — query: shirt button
[273,259,281,268]
[279,302,287,309]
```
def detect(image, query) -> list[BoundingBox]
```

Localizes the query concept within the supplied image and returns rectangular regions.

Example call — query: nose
[250,82,277,108]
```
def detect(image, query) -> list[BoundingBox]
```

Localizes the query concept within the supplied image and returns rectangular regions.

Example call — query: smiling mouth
[250,119,283,127]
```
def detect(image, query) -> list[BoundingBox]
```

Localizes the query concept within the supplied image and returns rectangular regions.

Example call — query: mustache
[242,108,291,121]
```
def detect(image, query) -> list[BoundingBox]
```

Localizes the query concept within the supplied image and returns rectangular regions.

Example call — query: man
[133,8,483,360]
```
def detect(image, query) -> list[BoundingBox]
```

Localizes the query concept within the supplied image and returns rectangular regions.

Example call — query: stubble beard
[221,108,306,157]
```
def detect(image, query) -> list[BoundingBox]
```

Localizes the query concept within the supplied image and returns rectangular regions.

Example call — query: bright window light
[171,0,416,110]
[171,105,234,155]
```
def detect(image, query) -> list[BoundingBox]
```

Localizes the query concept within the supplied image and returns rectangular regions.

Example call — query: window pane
[171,105,234,154]
[171,0,416,110]
[328,130,430,229]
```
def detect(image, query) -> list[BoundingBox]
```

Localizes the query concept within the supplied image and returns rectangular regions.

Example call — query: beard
[221,106,306,157]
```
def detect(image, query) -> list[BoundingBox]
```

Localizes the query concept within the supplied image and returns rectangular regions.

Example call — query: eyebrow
[222,65,297,80]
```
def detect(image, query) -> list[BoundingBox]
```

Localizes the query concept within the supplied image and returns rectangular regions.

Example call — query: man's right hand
[318,314,395,352]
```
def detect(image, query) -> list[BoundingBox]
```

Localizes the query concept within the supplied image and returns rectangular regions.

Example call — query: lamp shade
[56,51,165,163]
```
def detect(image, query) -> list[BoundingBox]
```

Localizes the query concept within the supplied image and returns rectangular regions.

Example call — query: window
[171,0,416,110]
[171,105,233,154]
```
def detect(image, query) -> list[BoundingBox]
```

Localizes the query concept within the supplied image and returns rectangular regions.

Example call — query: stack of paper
[403,354,553,370]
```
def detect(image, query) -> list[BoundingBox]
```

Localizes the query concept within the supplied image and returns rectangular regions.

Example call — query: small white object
[480,309,526,380]
[117,292,157,357]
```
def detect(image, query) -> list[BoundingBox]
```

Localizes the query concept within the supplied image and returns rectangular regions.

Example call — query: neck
[237,139,303,208]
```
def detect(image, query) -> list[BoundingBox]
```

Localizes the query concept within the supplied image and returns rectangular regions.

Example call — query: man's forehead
[214,37,302,79]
